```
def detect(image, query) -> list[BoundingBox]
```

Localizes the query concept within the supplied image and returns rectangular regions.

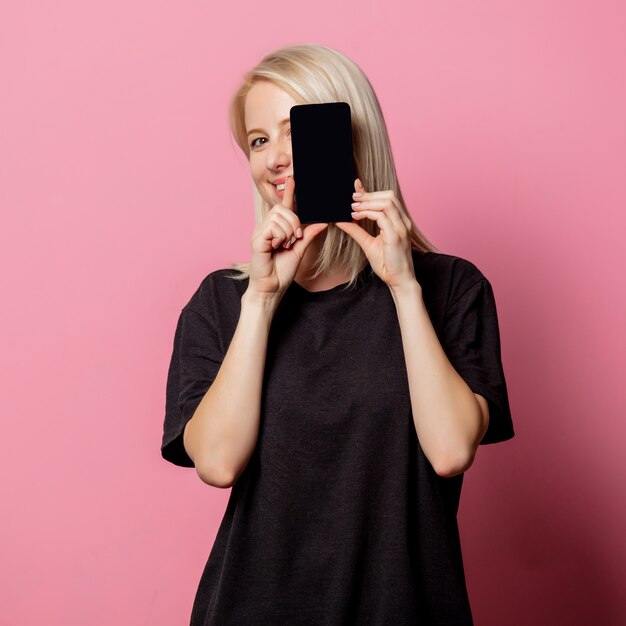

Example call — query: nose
[265,135,291,171]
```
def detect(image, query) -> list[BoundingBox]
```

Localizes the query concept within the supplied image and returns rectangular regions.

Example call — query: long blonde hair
[226,43,440,287]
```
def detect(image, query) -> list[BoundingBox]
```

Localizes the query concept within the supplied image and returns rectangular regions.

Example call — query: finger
[351,210,399,242]
[273,205,303,238]
[266,222,289,248]
[291,223,329,256]
[354,181,413,233]
[351,198,392,210]
[272,213,297,241]
[352,189,397,202]
[335,220,376,251]
[352,199,407,236]
[400,209,413,233]
[385,194,414,232]
[281,174,295,212]
[353,181,401,212]
[388,197,414,233]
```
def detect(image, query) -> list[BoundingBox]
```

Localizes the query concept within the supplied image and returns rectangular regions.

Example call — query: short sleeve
[442,278,514,445]
[161,307,223,467]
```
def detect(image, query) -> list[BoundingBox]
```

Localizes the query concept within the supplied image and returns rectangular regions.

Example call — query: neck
[295,227,356,289]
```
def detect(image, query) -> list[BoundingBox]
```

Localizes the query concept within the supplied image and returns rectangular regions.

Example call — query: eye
[250,137,266,149]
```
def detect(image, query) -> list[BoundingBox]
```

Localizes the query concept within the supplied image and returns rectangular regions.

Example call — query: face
[244,81,301,208]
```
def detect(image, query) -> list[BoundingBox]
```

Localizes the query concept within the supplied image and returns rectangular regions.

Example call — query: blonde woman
[162,44,514,625]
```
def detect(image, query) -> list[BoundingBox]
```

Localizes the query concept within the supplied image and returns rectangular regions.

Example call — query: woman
[162,44,514,625]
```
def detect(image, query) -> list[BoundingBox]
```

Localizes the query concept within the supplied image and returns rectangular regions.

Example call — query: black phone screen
[289,102,355,223]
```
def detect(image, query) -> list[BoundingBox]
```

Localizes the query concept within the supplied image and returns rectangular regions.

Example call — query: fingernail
[351,202,361,207]
[296,227,302,238]
[352,192,362,198]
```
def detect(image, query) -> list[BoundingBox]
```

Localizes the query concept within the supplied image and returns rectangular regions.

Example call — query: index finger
[282,175,295,212]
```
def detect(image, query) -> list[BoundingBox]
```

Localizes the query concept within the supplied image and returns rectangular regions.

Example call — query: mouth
[270,182,286,199]
[269,176,290,192]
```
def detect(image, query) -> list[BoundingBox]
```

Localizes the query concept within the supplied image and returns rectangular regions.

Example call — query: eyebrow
[246,118,290,136]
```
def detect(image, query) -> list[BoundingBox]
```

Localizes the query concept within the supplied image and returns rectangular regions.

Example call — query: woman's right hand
[247,175,328,299]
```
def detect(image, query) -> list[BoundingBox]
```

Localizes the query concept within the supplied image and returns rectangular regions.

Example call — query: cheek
[249,159,265,185]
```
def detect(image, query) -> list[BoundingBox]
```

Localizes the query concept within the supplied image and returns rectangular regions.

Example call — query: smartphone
[289,102,355,223]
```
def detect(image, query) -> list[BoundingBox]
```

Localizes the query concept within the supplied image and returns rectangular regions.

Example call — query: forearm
[183,290,279,487]
[390,281,484,477]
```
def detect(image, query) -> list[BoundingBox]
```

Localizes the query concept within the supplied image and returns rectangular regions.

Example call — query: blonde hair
[226,43,440,287]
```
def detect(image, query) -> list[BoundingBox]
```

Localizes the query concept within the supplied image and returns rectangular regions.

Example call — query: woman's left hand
[335,178,417,291]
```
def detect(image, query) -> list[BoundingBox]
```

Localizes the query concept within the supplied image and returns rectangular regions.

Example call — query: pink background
[1,1,625,624]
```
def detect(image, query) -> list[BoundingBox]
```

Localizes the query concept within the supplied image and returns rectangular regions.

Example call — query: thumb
[334,221,373,250]
[292,223,328,255]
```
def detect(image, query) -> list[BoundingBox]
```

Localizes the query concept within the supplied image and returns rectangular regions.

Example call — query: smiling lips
[270,176,290,192]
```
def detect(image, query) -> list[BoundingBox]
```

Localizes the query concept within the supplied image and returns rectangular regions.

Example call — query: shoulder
[182,267,249,320]
[411,249,490,310]
[411,249,487,283]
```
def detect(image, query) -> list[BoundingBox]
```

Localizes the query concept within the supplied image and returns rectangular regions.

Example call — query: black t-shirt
[161,249,514,625]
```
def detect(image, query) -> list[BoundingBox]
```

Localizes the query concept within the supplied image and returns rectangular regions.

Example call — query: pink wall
[1,1,624,624]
